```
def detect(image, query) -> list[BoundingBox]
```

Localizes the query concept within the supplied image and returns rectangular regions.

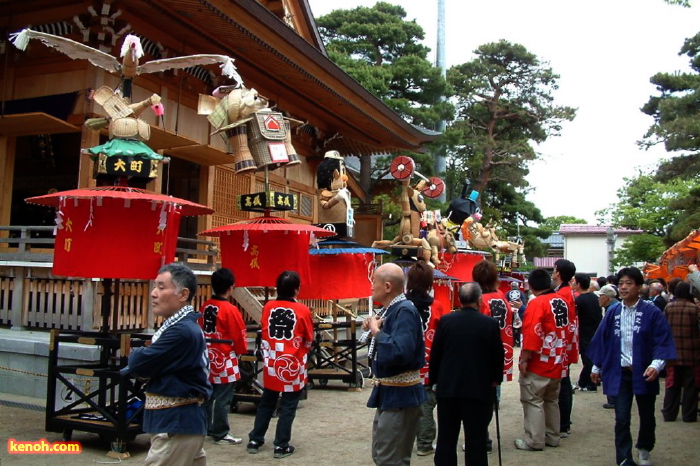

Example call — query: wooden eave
[0,0,437,156]
[121,0,438,155]
[0,113,80,137]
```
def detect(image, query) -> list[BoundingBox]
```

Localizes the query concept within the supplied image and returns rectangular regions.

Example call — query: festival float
[13,29,237,457]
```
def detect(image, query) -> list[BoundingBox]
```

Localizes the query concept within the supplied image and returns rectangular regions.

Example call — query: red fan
[422,177,445,198]
[390,156,415,180]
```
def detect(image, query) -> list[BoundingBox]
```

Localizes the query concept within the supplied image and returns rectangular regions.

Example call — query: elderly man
[589,267,676,466]
[430,282,503,466]
[598,284,619,311]
[364,263,426,465]
[648,281,667,311]
[597,284,620,409]
[121,263,212,466]
[661,280,700,422]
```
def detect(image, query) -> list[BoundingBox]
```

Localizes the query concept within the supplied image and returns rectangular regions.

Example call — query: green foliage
[665,0,690,7]
[610,234,666,269]
[540,215,588,234]
[640,32,700,152]
[480,183,550,258]
[373,193,401,241]
[597,169,698,239]
[446,40,576,193]
[317,2,453,128]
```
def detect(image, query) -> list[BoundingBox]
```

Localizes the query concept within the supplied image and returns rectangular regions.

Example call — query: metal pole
[434,0,447,202]
[494,390,502,466]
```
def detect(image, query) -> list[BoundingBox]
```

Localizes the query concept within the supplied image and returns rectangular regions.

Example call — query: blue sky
[308,0,700,223]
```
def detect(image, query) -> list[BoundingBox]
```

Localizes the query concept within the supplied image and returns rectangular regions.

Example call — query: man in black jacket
[572,273,603,391]
[430,282,504,466]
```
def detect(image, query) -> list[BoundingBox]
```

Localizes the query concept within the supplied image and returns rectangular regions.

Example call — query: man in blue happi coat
[588,267,676,466]
[364,262,426,465]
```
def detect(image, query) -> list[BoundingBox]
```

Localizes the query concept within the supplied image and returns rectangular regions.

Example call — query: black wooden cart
[45,330,150,452]
[307,318,367,390]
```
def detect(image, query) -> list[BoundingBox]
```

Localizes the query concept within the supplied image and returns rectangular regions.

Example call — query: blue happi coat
[367,298,427,410]
[587,299,676,396]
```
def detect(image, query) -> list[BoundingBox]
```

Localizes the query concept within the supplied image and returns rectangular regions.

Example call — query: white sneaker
[214,433,243,445]
[638,449,652,466]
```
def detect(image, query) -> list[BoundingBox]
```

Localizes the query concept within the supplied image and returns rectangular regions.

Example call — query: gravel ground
[1,350,699,465]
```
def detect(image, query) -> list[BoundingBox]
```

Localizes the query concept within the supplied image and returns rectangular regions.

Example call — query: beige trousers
[144,433,206,466]
[518,371,561,449]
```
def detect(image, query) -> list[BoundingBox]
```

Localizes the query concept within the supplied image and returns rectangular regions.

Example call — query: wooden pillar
[147,279,155,331]
[10,266,26,330]
[0,136,16,231]
[77,128,99,189]
[81,278,95,330]
[200,165,215,234]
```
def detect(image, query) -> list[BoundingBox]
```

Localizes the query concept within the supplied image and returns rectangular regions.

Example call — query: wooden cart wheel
[319,378,329,387]
[307,380,315,389]
[422,177,445,198]
[62,429,73,441]
[389,156,415,180]
[349,370,364,388]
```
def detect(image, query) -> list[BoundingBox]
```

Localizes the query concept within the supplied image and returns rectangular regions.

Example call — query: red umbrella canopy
[26,186,214,217]
[200,214,336,235]
[298,253,376,300]
[25,187,213,279]
[200,213,335,287]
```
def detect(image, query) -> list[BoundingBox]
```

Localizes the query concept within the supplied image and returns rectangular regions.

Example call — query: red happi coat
[261,299,314,392]
[479,291,515,381]
[521,291,568,379]
[418,299,448,385]
[556,285,580,371]
[198,297,248,384]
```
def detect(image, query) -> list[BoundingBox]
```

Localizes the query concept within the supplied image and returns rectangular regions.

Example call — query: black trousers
[577,339,596,390]
[559,373,573,431]
[435,396,494,466]
[615,371,656,465]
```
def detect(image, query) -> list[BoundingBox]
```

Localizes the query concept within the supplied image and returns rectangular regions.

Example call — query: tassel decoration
[9,29,30,51]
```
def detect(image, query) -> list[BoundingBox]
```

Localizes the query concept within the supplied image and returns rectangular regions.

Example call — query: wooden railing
[0,226,55,262]
[0,226,218,266]
[0,226,372,332]
[0,225,217,331]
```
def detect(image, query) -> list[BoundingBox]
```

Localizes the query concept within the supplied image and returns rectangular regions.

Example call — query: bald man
[364,263,427,465]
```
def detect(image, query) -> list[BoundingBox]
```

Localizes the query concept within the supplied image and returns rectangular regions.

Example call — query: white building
[559,224,643,276]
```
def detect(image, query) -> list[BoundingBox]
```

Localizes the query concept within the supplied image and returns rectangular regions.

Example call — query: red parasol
[26,186,213,217]
[199,213,335,287]
[25,186,213,280]
[200,214,336,235]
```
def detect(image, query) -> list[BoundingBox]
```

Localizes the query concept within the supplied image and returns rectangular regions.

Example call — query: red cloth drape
[297,253,374,300]
[219,231,312,287]
[438,253,483,282]
[433,282,453,312]
[52,198,180,279]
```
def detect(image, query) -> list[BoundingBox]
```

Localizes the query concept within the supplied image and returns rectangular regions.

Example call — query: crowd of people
[118,258,700,466]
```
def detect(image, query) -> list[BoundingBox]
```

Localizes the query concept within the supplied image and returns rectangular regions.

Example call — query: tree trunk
[360,155,373,204]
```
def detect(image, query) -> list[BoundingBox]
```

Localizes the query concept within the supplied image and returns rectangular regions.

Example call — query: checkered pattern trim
[262,345,308,391]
